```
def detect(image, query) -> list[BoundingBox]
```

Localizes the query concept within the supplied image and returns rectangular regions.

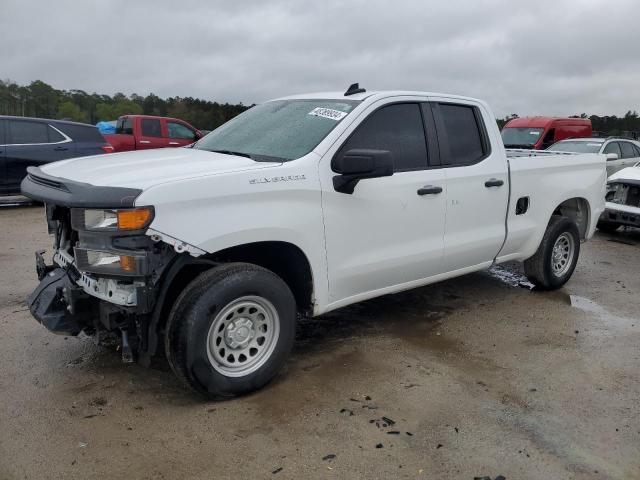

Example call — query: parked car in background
[547,137,640,176]
[22,87,606,397]
[0,116,113,195]
[104,115,202,152]
[598,165,640,232]
[502,117,592,150]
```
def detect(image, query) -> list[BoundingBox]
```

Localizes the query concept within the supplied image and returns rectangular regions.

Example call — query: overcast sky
[2,0,639,118]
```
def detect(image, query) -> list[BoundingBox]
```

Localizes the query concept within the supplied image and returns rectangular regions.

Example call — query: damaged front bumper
[600,201,640,228]
[27,263,95,336]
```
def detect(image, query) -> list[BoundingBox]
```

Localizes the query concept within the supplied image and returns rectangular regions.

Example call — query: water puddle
[569,295,636,328]
[487,264,534,289]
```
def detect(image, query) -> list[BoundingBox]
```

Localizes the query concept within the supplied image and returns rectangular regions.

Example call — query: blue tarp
[96,120,116,134]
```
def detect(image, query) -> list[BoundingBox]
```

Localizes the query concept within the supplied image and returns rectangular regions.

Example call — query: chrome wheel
[206,296,280,377]
[551,233,575,277]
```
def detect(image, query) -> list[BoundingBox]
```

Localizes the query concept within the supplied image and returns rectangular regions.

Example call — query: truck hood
[608,166,640,183]
[40,148,281,189]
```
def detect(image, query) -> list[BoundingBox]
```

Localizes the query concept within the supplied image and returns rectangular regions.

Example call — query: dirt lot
[0,205,638,480]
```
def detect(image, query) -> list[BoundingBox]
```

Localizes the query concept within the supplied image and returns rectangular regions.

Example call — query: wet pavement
[0,206,639,479]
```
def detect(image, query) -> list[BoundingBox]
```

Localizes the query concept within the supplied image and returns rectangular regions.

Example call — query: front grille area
[607,182,640,208]
[626,185,640,207]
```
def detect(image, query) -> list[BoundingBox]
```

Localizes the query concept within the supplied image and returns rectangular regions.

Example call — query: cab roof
[273,90,485,105]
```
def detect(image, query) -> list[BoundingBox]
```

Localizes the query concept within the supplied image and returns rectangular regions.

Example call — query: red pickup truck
[104,115,203,152]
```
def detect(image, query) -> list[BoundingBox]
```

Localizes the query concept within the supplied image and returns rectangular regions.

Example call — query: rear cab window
[141,118,162,137]
[433,102,489,166]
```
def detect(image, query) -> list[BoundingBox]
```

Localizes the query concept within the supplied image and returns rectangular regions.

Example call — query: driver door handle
[484,178,504,187]
[417,185,443,196]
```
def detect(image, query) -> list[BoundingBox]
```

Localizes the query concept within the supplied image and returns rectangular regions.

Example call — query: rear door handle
[54,146,68,151]
[168,141,180,145]
[139,140,151,144]
[484,178,504,187]
[417,185,443,195]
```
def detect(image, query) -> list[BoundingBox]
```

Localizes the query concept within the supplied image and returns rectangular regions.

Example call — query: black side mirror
[331,149,394,194]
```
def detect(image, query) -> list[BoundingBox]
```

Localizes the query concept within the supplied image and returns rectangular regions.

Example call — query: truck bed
[505,148,580,158]
[497,151,606,262]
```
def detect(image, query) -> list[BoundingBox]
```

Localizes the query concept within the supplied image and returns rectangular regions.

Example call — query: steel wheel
[551,232,575,277]
[206,295,280,377]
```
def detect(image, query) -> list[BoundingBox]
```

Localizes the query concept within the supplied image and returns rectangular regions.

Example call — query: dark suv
[0,116,113,195]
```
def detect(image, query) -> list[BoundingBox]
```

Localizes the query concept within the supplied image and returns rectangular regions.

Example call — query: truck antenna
[344,83,366,96]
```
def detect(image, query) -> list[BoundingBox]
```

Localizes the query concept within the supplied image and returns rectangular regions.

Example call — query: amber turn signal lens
[119,255,135,272]
[117,208,153,230]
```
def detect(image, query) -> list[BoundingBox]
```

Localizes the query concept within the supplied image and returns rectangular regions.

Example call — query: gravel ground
[0,205,638,480]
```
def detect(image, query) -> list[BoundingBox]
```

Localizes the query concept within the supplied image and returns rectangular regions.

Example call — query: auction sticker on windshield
[308,107,348,121]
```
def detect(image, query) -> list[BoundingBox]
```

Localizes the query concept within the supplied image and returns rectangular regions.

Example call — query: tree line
[0,79,250,131]
[1,79,638,137]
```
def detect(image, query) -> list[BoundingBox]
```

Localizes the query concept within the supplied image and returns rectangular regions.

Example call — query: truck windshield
[194,99,361,161]
[501,127,544,147]
[546,141,603,153]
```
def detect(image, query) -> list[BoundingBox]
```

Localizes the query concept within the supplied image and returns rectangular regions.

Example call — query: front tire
[165,263,296,399]
[524,216,580,290]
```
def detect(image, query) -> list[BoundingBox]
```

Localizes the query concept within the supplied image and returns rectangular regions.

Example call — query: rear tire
[165,262,296,399]
[597,220,620,233]
[524,216,580,290]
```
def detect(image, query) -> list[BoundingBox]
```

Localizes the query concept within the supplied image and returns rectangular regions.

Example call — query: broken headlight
[74,248,148,276]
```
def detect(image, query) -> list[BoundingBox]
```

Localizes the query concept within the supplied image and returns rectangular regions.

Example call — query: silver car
[547,137,640,176]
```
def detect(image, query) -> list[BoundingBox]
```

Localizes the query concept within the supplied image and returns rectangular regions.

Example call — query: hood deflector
[21,166,142,208]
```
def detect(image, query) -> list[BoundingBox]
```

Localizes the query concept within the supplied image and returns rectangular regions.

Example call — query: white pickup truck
[22,85,606,398]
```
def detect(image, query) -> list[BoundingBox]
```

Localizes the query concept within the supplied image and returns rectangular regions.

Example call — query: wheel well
[553,197,590,239]
[144,241,314,361]
[206,241,314,314]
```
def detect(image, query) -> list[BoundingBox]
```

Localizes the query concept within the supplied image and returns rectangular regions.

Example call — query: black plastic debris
[322,454,336,461]
[382,416,395,426]
[340,408,354,416]
[436,444,443,449]
[272,467,283,474]
[375,443,384,449]
[495,476,506,480]
[406,432,413,436]
[387,431,400,435]
[370,416,399,429]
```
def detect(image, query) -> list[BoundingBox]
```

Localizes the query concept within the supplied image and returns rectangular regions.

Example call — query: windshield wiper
[209,149,253,159]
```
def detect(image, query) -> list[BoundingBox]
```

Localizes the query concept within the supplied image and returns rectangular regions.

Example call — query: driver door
[319,100,447,307]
